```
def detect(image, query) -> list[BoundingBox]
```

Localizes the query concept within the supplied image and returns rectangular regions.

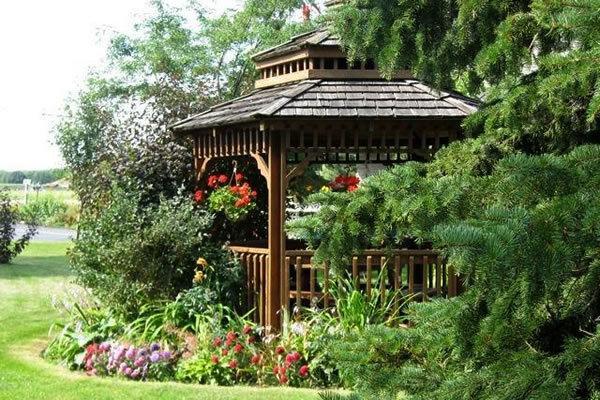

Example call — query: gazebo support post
[266,129,286,329]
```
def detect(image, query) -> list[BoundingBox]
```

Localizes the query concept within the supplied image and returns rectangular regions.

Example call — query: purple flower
[119,362,128,372]
[130,368,141,379]
[99,342,111,352]
[160,350,172,360]
[138,348,148,357]
[150,343,161,352]
[124,367,132,376]
[149,352,161,363]
[134,356,146,368]
[125,348,137,360]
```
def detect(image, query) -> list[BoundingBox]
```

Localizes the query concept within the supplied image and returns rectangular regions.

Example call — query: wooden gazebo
[172,26,478,328]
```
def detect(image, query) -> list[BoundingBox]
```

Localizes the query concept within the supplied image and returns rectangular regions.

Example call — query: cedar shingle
[171,79,479,132]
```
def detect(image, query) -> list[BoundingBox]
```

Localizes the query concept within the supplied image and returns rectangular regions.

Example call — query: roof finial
[302,3,311,21]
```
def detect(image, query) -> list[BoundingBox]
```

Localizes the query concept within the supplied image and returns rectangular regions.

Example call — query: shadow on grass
[0,256,73,280]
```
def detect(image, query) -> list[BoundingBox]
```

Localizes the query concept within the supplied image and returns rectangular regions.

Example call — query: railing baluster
[283,257,291,314]
[380,256,387,303]
[310,257,316,306]
[252,255,259,322]
[352,256,359,289]
[296,256,302,309]
[435,255,441,296]
[422,256,429,301]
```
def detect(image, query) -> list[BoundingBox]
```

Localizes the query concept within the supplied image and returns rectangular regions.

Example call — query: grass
[0,242,323,400]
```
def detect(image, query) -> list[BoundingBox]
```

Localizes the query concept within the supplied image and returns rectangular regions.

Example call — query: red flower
[226,331,237,341]
[211,355,219,364]
[218,174,228,184]
[233,343,243,354]
[272,365,279,374]
[247,336,256,344]
[287,351,301,364]
[251,190,257,197]
[194,190,205,203]
[235,173,244,182]
[228,359,238,369]
[207,175,218,188]
[275,346,285,355]
[243,325,253,335]
[251,354,261,365]
[299,364,309,378]
[221,349,229,356]
[212,337,223,347]
[348,185,359,192]
[278,374,289,384]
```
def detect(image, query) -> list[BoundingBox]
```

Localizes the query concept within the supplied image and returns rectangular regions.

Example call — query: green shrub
[70,186,243,316]
[0,190,37,264]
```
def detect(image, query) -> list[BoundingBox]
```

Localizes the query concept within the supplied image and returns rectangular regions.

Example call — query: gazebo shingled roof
[171,79,478,132]
[171,23,478,328]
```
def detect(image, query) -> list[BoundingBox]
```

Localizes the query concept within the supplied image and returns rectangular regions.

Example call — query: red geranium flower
[207,175,218,188]
[218,174,228,184]
[250,354,261,365]
[235,173,244,182]
[233,343,243,354]
[194,190,205,203]
[243,325,253,335]
[211,355,219,364]
[299,364,309,378]
[247,336,256,344]
[226,331,237,341]
[273,365,279,374]
[228,359,238,369]
[275,346,285,355]
[212,337,223,347]
[221,349,229,356]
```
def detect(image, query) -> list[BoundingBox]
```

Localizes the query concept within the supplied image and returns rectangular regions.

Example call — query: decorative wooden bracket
[195,157,212,183]
[250,152,270,189]
[285,151,322,185]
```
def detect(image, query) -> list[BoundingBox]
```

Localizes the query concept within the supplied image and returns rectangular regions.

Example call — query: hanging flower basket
[194,173,257,222]
[328,174,361,192]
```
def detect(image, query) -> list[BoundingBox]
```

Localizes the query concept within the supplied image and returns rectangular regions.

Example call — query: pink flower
[299,364,309,378]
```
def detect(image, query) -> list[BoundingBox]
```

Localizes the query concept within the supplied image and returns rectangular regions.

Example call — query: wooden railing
[229,246,458,324]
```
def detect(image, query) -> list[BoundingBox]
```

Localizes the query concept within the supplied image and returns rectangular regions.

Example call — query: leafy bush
[0,190,37,264]
[18,193,79,228]
[70,186,243,316]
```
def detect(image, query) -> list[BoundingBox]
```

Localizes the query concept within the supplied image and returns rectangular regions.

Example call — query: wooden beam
[266,130,286,329]
[285,150,321,185]
[195,157,212,182]
[250,152,270,190]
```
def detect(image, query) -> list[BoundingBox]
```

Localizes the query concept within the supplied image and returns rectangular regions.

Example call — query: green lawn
[0,242,323,400]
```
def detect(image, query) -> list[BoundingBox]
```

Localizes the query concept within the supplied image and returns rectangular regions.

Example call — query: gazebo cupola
[171,22,478,328]
[252,28,411,89]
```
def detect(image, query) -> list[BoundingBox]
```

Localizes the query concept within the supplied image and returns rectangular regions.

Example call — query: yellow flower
[320,186,331,193]
[196,257,208,268]
[193,270,206,284]
[306,185,313,192]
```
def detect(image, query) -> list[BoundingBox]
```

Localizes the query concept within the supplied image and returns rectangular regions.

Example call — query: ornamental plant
[0,190,37,264]
[196,173,258,222]
[82,341,176,381]
[328,175,360,192]
[177,324,313,387]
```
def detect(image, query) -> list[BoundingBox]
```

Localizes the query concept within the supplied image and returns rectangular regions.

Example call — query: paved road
[15,224,75,242]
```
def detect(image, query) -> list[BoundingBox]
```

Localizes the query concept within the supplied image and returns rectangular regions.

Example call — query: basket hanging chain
[229,160,238,185]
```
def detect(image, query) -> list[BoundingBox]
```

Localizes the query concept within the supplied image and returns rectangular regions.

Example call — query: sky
[0,0,240,171]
